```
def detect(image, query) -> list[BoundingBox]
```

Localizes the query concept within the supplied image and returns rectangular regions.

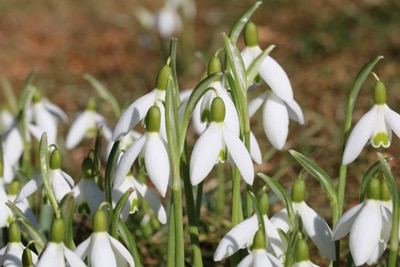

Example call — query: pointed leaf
[224,34,247,96]
[229,1,263,43]
[111,188,134,238]
[60,193,76,250]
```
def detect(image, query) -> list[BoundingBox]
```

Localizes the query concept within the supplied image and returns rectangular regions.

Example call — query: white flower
[248,91,304,150]
[75,209,135,267]
[155,3,183,38]
[190,97,254,186]
[114,129,170,197]
[73,177,105,217]
[238,248,283,267]
[271,202,336,260]
[342,103,400,165]
[293,262,319,267]
[65,107,111,150]
[37,242,85,267]
[1,120,24,184]
[112,173,167,224]
[331,199,391,265]
[214,214,285,262]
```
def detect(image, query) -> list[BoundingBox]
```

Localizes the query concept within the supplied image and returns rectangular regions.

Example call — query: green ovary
[372,132,389,148]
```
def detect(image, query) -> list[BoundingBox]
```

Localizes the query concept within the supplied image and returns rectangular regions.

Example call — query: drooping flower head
[343,77,400,164]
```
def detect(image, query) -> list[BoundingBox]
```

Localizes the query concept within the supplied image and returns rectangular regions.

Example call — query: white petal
[62,244,86,267]
[270,209,290,233]
[15,174,43,202]
[95,113,112,141]
[350,200,381,266]
[85,180,106,214]
[51,170,74,203]
[263,216,286,258]
[214,214,258,261]
[143,133,170,197]
[190,123,222,186]
[112,90,156,141]
[34,104,59,144]
[262,92,289,150]
[254,250,273,267]
[133,179,167,224]
[237,253,254,267]
[331,203,363,240]
[223,125,254,185]
[248,92,267,117]
[250,131,262,164]
[65,111,90,149]
[297,202,336,260]
[342,106,377,165]
[114,135,147,189]
[36,243,65,267]
[385,105,400,139]
[74,236,91,259]
[109,234,135,266]
[43,100,68,122]
[285,99,304,124]
[240,46,253,68]
[90,234,117,267]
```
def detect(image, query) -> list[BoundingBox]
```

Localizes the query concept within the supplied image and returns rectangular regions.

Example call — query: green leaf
[60,193,76,250]
[223,34,247,95]
[246,45,275,86]
[1,78,18,114]
[18,69,37,110]
[118,220,143,267]
[84,73,121,118]
[229,1,263,43]
[111,188,133,238]
[258,173,295,229]
[6,201,46,253]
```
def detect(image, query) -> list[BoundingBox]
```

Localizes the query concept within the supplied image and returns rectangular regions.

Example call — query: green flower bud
[8,222,21,243]
[291,178,306,203]
[259,192,269,215]
[374,81,387,105]
[87,97,96,111]
[145,105,161,133]
[93,209,107,233]
[295,238,310,262]
[49,148,61,170]
[210,97,225,123]
[380,178,391,202]
[156,65,172,91]
[207,56,222,77]
[8,180,22,195]
[367,175,381,200]
[252,229,266,250]
[50,217,65,243]
[244,21,259,47]
[22,247,34,267]
[32,90,41,103]
[81,157,94,178]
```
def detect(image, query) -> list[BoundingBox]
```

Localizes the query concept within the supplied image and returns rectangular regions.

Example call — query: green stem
[231,167,243,226]
[216,163,225,219]
[167,207,176,267]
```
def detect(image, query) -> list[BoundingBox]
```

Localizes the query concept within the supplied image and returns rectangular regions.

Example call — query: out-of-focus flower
[331,176,391,265]
[155,2,183,39]
[75,209,135,267]
[342,79,400,164]
[36,218,86,267]
[16,147,74,203]
[72,157,105,217]
[0,222,38,266]
[190,97,254,186]
[114,105,170,197]
[112,171,167,224]
[65,98,112,150]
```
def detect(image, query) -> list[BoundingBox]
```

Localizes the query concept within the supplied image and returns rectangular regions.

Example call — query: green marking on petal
[373,132,390,148]
[130,197,139,213]
[211,97,225,123]
[367,175,381,200]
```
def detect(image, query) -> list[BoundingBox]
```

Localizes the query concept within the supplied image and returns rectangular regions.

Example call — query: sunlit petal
[109,234,135,266]
[331,203,363,240]
[65,111,90,149]
[253,250,273,267]
[15,174,42,202]
[62,244,86,267]
[385,104,400,139]
[250,131,262,164]
[248,92,267,117]
[285,99,304,124]
[270,208,290,233]
[91,234,117,267]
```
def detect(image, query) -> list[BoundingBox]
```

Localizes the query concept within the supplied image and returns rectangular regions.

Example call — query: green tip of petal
[295,238,310,262]
[367,175,381,200]
[373,81,387,105]
[93,209,107,233]
[372,132,390,148]
[81,157,94,177]
[156,65,172,91]
[252,229,266,250]
[244,21,259,47]
[50,218,65,243]
[207,56,222,79]
[145,105,161,132]
[49,148,61,170]
[291,178,306,203]
[8,222,21,243]
[211,97,225,123]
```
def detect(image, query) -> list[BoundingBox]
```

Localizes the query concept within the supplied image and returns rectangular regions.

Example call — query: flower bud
[295,238,310,263]
[145,105,161,133]
[373,80,387,105]
[156,65,172,91]
[367,175,380,200]
[291,178,306,203]
[32,90,41,103]
[8,180,22,195]
[93,208,107,233]
[50,217,65,243]
[252,229,266,250]
[81,157,94,178]
[259,191,269,215]
[210,97,225,123]
[87,97,96,111]
[49,148,61,170]
[22,247,34,267]
[244,21,259,47]
[8,222,21,243]
[207,56,222,81]
[380,177,391,202]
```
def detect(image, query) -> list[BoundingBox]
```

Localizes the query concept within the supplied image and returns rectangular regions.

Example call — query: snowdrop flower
[113,65,171,141]
[214,193,285,261]
[0,222,38,266]
[65,97,112,149]
[114,105,170,197]
[293,237,319,267]
[236,229,283,267]
[112,170,167,224]
[75,209,135,267]
[28,91,67,145]
[73,157,105,217]
[16,147,74,203]
[190,97,254,185]
[331,176,392,265]
[155,1,183,39]
[342,79,400,164]
[271,178,335,260]
[36,218,86,267]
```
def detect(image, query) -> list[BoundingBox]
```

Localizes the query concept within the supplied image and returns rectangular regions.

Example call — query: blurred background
[1,0,400,265]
